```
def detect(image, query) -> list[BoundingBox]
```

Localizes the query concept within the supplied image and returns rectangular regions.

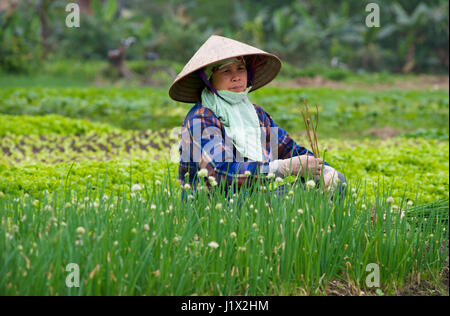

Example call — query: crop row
[0,175,447,295]
[0,158,178,200]
[0,120,177,166]
[0,87,448,137]
[0,137,448,204]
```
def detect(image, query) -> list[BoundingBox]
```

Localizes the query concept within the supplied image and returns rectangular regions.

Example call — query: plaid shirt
[178,102,329,192]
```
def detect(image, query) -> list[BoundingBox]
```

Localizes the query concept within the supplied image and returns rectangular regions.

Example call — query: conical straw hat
[169,35,282,103]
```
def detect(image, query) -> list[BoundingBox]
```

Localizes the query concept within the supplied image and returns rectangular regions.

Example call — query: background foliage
[0,0,448,74]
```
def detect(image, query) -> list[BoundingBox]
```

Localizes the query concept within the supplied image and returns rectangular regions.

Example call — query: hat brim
[169,53,281,103]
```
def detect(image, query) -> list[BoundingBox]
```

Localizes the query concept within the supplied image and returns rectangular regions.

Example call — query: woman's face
[211,60,247,93]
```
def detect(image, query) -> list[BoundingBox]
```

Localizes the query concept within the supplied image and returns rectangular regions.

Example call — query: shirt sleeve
[187,109,270,188]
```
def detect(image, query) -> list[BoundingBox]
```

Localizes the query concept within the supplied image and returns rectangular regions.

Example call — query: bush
[0,2,42,73]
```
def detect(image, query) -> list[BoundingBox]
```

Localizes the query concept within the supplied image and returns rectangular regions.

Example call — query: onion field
[0,81,448,296]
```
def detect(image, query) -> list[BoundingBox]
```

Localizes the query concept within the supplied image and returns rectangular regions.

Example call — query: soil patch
[396,266,449,296]
[291,127,403,143]
[325,265,449,296]
[273,75,449,91]
[362,127,403,140]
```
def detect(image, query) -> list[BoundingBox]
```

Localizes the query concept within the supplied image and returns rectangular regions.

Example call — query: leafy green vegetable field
[0,79,448,295]
[0,86,448,138]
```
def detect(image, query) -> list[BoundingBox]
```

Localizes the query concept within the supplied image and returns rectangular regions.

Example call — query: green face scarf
[201,86,263,162]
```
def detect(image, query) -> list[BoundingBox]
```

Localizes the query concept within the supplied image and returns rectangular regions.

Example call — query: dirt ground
[325,265,449,296]
[290,126,404,145]
[273,75,449,91]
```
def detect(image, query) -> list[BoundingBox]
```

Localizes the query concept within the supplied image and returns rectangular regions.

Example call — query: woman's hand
[322,167,339,188]
[276,155,323,178]
[299,155,323,178]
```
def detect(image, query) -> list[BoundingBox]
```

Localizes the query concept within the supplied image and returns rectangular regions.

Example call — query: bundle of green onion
[405,198,449,228]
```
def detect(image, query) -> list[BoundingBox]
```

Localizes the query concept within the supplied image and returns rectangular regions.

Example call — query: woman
[169,35,346,199]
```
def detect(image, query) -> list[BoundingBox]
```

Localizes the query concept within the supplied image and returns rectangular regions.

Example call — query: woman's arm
[186,108,270,188]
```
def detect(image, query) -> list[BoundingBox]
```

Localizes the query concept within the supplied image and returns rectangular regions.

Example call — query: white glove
[269,155,323,178]
[322,165,339,188]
